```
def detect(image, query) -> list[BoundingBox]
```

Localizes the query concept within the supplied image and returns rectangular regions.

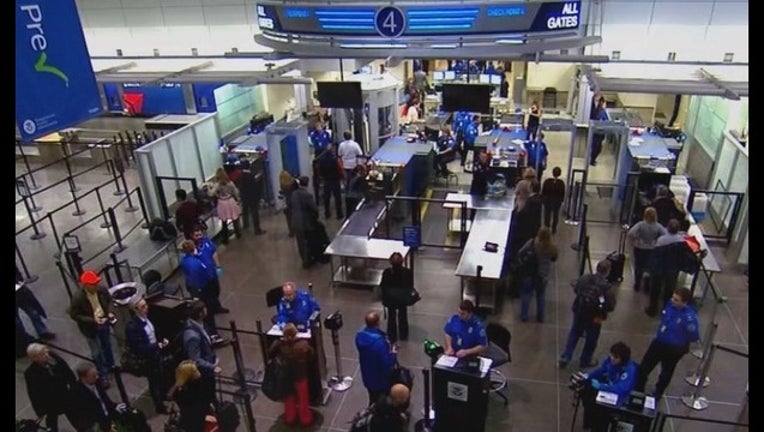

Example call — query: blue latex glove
[591,379,601,390]
[216,267,223,278]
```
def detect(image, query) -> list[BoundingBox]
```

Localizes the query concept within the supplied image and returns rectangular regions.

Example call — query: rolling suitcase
[308,220,331,263]
[606,228,627,283]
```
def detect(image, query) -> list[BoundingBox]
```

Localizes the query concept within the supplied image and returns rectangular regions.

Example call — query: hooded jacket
[355,327,396,392]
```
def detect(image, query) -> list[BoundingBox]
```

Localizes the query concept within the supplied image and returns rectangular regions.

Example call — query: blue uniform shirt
[309,129,331,153]
[180,253,214,292]
[655,302,700,348]
[453,111,470,135]
[437,135,457,153]
[464,121,479,147]
[444,314,487,351]
[595,108,610,121]
[587,358,638,405]
[276,290,321,328]
[526,140,549,169]
[196,236,217,271]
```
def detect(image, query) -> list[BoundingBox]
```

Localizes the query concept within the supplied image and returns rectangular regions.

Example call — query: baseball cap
[80,270,101,285]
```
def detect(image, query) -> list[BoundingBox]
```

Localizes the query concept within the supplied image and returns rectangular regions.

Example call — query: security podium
[432,355,493,432]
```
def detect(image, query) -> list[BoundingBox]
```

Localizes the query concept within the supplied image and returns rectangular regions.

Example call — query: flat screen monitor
[441,84,491,113]
[479,74,491,84]
[490,74,503,85]
[444,71,456,80]
[316,81,363,108]
[433,71,445,81]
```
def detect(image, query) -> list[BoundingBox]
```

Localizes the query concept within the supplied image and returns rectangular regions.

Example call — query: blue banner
[15,0,102,141]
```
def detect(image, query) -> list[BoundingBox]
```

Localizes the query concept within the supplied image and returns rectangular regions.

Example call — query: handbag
[261,353,293,402]
[407,288,422,306]
[120,347,149,377]
[391,362,414,390]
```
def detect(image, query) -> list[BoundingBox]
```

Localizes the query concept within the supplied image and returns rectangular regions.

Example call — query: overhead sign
[402,226,421,248]
[255,1,580,37]
[15,0,103,141]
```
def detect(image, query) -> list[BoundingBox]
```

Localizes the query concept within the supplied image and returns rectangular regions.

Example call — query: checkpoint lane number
[375,6,406,38]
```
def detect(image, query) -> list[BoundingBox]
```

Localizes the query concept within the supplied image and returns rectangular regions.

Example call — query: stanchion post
[62,151,80,193]
[135,187,149,228]
[95,187,112,229]
[110,253,124,284]
[108,207,127,252]
[693,300,722,359]
[47,213,61,252]
[28,190,43,213]
[55,260,74,299]
[110,159,125,196]
[69,177,86,216]
[101,145,112,175]
[229,320,257,384]
[120,169,138,212]
[18,178,47,241]
[17,141,40,190]
[15,244,39,284]
[681,344,715,411]
[685,322,718,388]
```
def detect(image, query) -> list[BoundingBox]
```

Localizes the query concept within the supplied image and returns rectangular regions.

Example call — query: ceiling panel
[710,1,748,25]
[123,7,166,27]
[76,0,122,10]
[162,6,205,26]
[161,0,201,5]
[202,5,248,25]
[602,0,653,26]
[81,8,127,28]
[651,2,713,25]
[121,0,161,8]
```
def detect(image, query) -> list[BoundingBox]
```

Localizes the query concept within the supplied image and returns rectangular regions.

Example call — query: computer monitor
[444,71,456,80]
[479,74,491,84]
[433,71,445,81]
[490,74,503,85]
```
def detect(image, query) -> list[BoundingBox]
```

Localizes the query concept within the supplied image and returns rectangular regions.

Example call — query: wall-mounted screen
[444,71,456,80]
[479,74,491,84]
[442,84,491,113]
[433,71,445,81]
[490,74,503,85]
[316,81,363,108]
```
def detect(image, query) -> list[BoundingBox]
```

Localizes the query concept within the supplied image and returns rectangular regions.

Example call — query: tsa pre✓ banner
[15,0,102,141]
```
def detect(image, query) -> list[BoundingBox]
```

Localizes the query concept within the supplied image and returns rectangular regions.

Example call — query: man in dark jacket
[369,383,411,432]
[317,143,345,219]
[69,362,117,432]
[541,166,565,234]
[290,176,319,268]
[644,226,700,317]
[355,312,397,406]
[68,270,116,388]
[182,300,221,406]
[237,159,266,235]
[24,343,77,432]
[559,260,614,369]
[16,281,55,340]
[126,297,169,414]
[174,188,202,239]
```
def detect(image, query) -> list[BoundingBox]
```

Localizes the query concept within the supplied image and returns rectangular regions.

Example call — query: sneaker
[210,335,225,345]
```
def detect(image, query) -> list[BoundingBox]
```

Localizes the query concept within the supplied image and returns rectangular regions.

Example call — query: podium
[147,295,193,342]
[597,391,657,432]
[432,356,492,432]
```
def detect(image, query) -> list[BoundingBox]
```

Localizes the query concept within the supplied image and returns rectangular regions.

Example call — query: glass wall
[214,84,265,137]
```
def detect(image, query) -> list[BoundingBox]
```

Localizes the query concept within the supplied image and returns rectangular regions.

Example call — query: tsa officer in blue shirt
[435,125,458,178]
[192,225,229,314]
[580,342,638,432]
[525,132,549,181]
[636,286,700,401]
[443,300,487,358]
[461,115,480,167]
[276,281,321,330]
[309,122,332,154]
[179,240,222,342]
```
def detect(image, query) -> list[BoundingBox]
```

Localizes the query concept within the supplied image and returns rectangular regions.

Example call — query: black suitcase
[606,229,627,283]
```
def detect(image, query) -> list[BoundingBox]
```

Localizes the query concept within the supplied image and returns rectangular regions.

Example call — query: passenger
[368,383,411,432]
[579,342,638,432]
[443,300,487,358]
[211,168,242,244]
[355,311,397,406]
[290,176,320,268]
[279,170,298,237]
[276,282,321,330]
[517,226,559,323]
[268,323,315,427]
[541,166,566,234]
[170,360,216,432]
[174,188,202,239]
[627,207,667,292]
[380,253,414,342]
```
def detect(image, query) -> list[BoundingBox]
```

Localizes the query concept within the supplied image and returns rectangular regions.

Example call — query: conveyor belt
[420,190,451,246]
[338,200,386,237]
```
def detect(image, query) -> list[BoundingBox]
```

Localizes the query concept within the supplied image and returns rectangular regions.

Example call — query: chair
[484,322,512,406]
[266,286,283,324]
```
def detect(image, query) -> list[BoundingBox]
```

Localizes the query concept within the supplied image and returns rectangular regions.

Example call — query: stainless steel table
[324,235,411,287]
[442,192,514,234]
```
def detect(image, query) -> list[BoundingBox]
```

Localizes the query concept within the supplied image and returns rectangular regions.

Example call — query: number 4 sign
[375,6,406,38]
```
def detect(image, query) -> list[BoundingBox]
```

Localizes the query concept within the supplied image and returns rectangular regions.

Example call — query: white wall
[526,63,575,91]
[588,0,748,63]
[263,84,297,121]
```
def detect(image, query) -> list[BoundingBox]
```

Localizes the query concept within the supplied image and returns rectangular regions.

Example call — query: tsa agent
[636,287,700,401]
[443,300,488,358]
[580,342,638,432]
[276,281,321,330]
[525,132,549,181]
[435,126,458,178]
[179,240,223,344]
[309,122,331,154]
[192,226,229,314]
[461,115,480,167]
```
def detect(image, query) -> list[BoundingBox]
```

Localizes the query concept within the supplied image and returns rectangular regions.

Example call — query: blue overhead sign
[402,226,421,248]
[255,1,580,37]
[16,0,103,141]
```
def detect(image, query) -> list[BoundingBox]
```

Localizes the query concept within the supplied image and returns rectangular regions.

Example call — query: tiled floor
[15,133,748,432]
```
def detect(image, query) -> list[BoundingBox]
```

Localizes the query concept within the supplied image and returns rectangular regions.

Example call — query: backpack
[349,405,376,432]
[260,354,293,402]
[149,218,178,242]
[215,401,240,432]
[575,275,615,318]
[513,244,539,279]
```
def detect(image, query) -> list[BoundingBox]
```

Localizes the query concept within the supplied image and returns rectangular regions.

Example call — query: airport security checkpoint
[15,1,748,431]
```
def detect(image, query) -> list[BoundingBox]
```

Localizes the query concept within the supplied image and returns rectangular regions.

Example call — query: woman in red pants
[268,323,315,427]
